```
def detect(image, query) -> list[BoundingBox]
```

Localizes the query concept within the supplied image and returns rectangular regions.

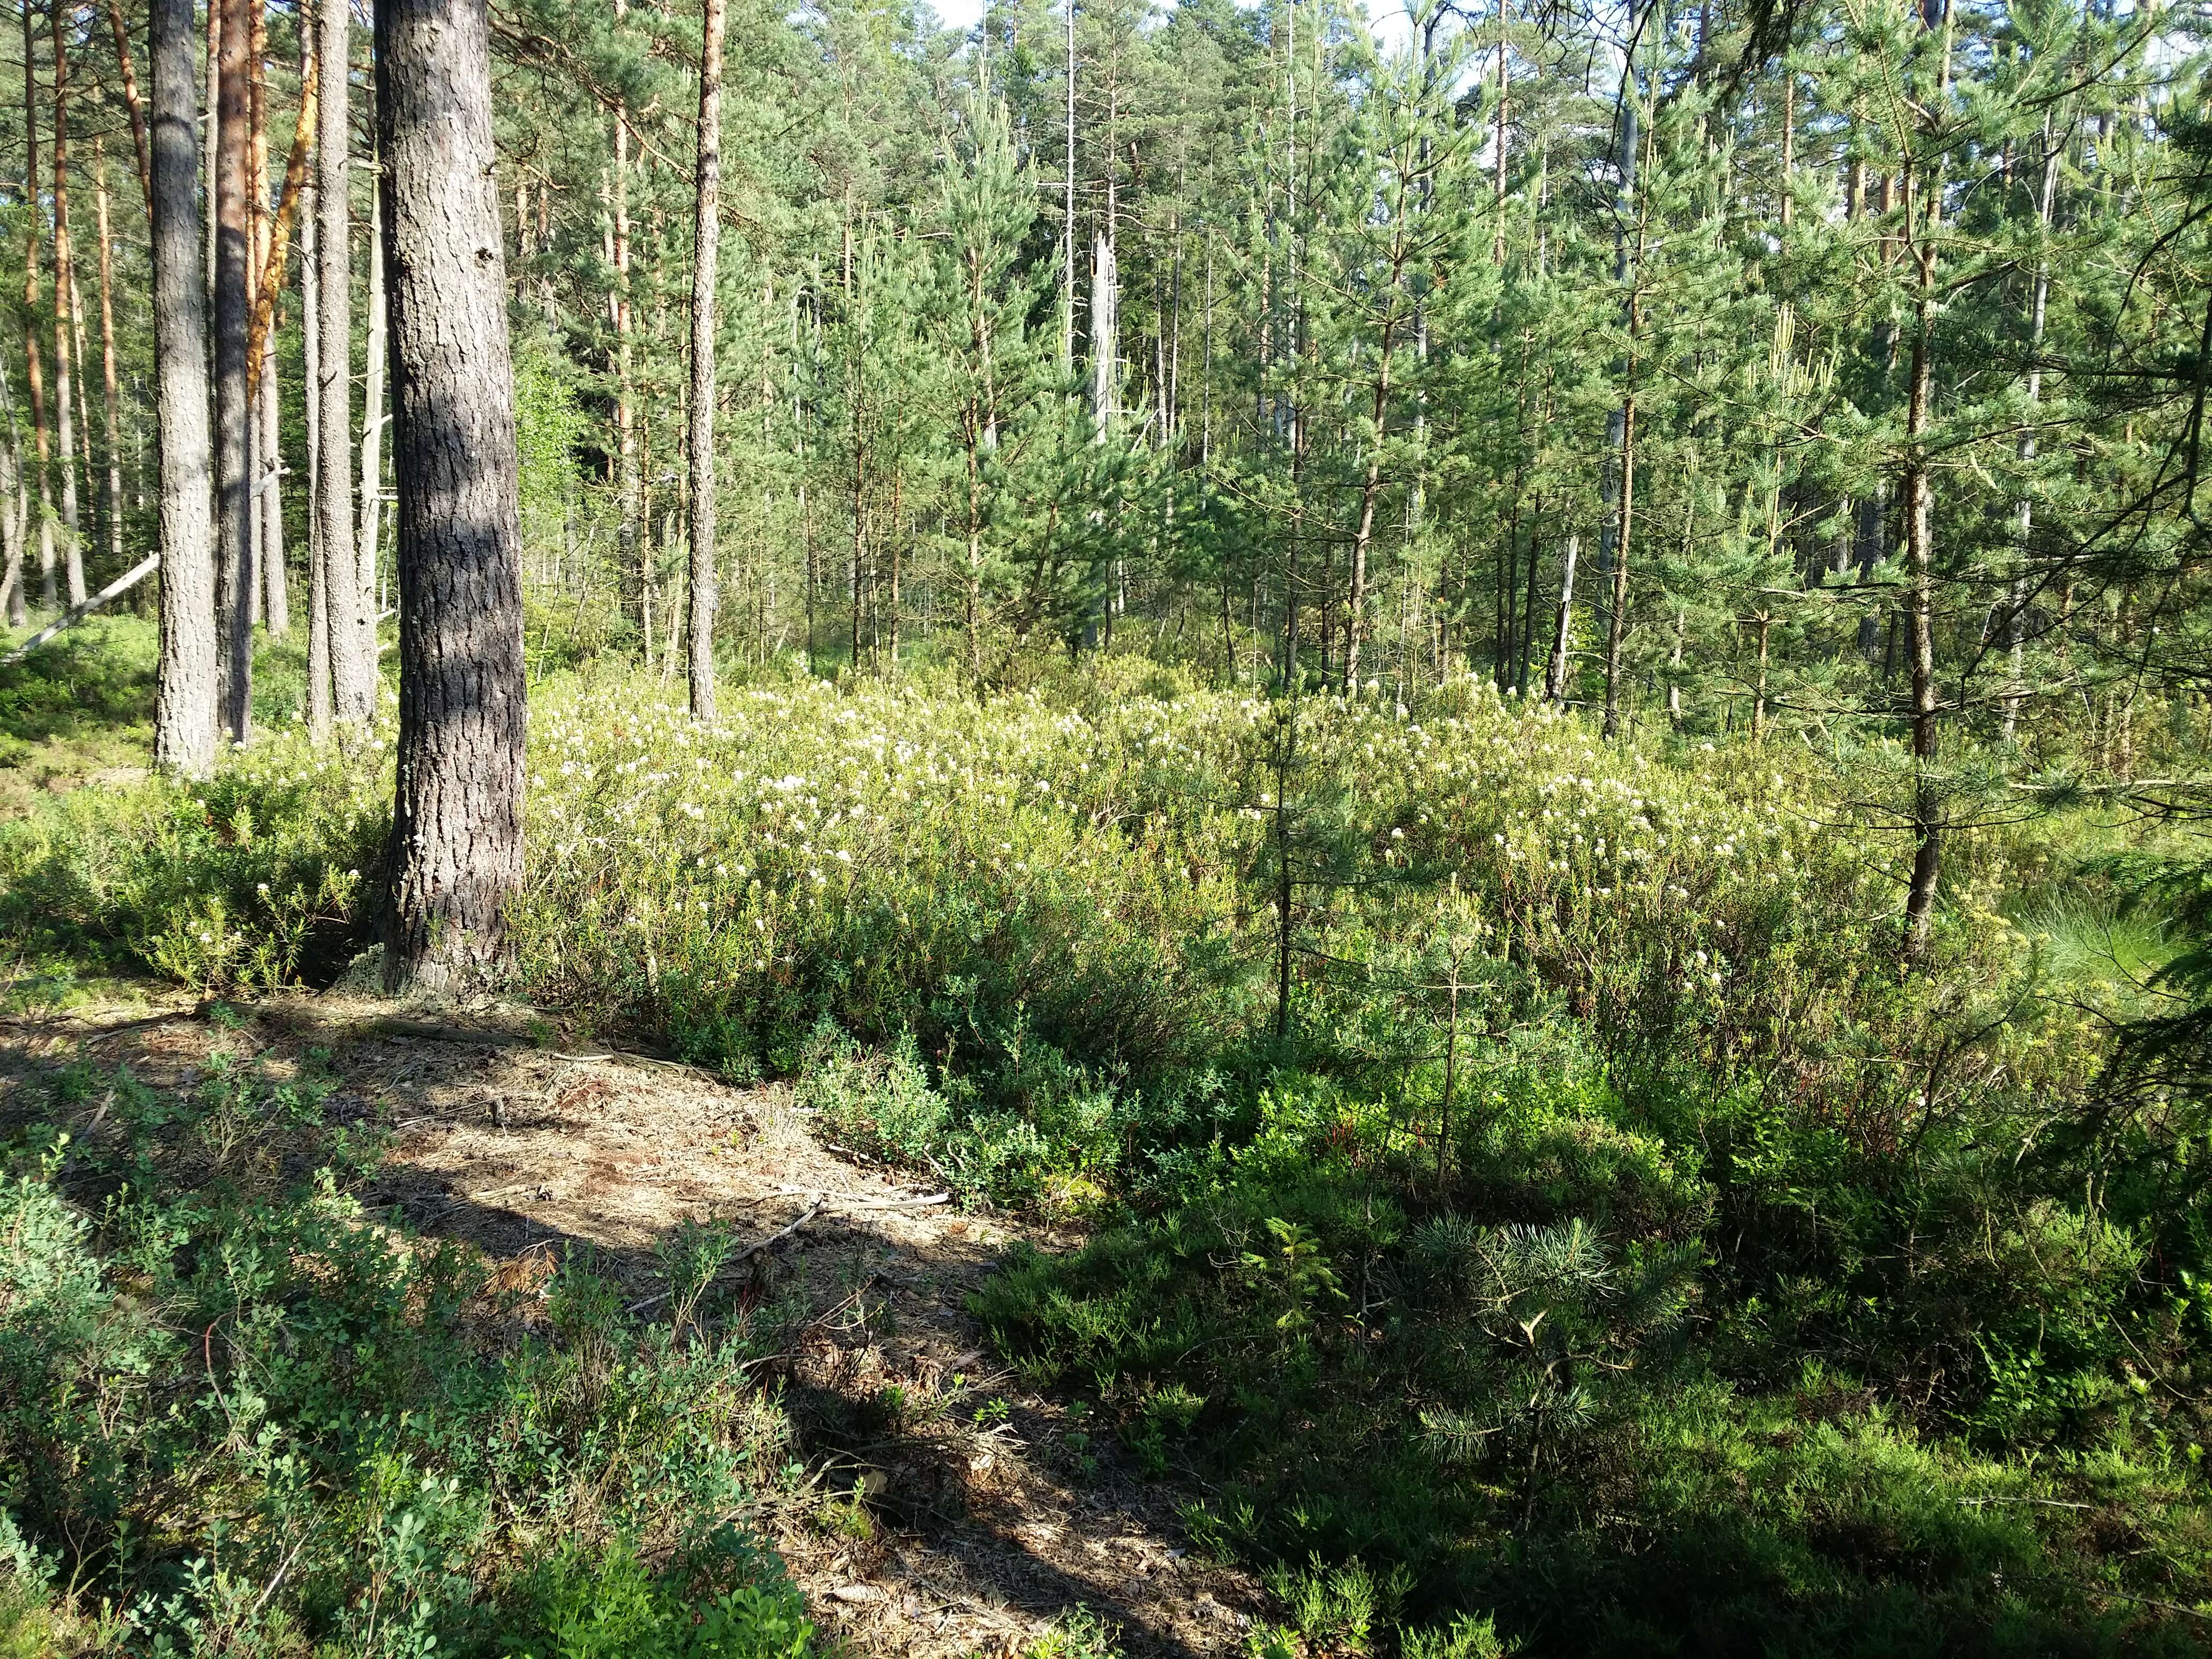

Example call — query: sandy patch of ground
[0,993,1260,1659]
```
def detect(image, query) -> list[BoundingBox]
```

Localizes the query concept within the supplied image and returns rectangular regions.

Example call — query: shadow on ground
[0,992,1260,1659]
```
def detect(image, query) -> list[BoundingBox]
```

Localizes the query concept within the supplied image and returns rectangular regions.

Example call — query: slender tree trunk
[1751,611,1771,741]
[0,339,27,629]
[93,140,123,573]
[103,0,152,206]
[303,25,328,741]
[70,267,93,562]
[357,171,385,673]
[1544,533,1577,702]
[21,0,54,613]
[214,0,254,741]
[1340,333,1394,694]
[1597,85,1640,738]
[1062,0,1075,374]
[1902,246,1940,960]
[2004,122,2059,746]
[244,0,264,627]
[51,14,84,604]
[151,0,216,774]
[610,46,640,648]
[321,0,369,726]
[376,0,527,995]
[252,0,288,638]
[1601,387,1634,737]
[685,0,726,721]
[203,0,216,296]
[1516,495,1542,694]
[259,343,287,631]
[1667,605,1684,723]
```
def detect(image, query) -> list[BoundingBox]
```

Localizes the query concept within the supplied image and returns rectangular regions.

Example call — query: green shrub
[0,1053,805,1655]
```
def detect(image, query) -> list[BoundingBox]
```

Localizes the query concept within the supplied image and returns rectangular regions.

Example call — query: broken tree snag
[375,0,528,997]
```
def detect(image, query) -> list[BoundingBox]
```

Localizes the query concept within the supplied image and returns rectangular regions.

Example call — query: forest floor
[0,988,1262,1659]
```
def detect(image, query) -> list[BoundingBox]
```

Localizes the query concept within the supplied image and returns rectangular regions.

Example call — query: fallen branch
[772,1186,951,1209]
[2,554,160,665]
[627,1204,821,1313]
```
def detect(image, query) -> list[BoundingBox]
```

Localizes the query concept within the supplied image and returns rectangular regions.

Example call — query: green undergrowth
[0,1047,816,1657]
[974,1075,2212,1654]
[7,647,2212,1653]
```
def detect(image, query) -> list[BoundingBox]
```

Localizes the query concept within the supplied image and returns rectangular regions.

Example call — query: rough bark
[214,0,254,742]
[376,0,528,996]
[321,0,370,725]
[151,0,216,775]
[686,0,726,721]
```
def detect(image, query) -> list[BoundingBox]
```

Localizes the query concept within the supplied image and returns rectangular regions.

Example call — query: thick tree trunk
[376,0,528,996]
[214,0,254,742]
[686,0,726,721]
[151,0,216,774]
[51,17,84,605]
[320,0,370,726]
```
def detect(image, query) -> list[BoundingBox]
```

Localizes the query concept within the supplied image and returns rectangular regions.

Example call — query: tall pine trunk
[251,0,288,637]
[103,0,152,204]
[1902,259,1940,960]
[376,0,527,995]
[51,14,84,604]
[320,0,369,725]
[303,21,327,740]
[2004,123,2058,746]
[0,340,27,628]
[357,173,385,676]
[214,0,253,741]
[151,0,216,774]
[94,139,123,573]
[686,0,726,721]
[23,0,54,612]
